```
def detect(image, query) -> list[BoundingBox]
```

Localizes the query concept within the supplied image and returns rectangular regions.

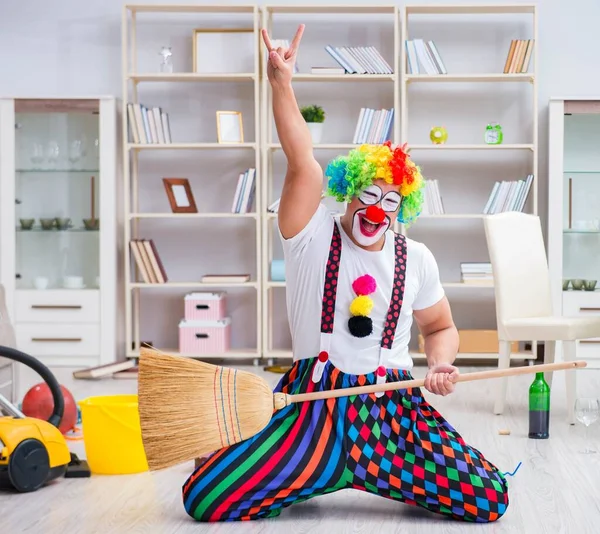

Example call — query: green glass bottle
[528,372,550,439]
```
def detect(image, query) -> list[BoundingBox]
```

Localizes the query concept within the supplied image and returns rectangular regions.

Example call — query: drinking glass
[46,140,60,167]
[574,397,600,453]
[30,142,44,168]
[69,139,82,167]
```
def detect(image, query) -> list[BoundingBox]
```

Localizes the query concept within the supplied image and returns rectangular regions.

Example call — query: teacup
[63,275,84,289]
[34,276,49,290]
[55,217,72,230]
[584,280,597,291]
[571,279,585,290]
[20,218,35,230]
[40,218,55,230]
[83,218,99,231]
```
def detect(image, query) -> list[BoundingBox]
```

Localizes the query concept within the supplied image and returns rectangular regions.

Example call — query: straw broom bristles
[138,348,276,471]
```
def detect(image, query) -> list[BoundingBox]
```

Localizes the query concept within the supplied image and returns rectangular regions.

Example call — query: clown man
[182,24,509,523]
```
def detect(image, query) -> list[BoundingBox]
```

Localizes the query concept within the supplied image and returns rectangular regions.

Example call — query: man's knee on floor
[467,478,509,522]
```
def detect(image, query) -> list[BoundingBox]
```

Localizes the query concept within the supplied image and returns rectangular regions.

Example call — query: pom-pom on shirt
[279,203,445,374]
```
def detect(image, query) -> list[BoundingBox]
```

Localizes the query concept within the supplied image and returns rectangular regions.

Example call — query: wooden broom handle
[286,361,587,404]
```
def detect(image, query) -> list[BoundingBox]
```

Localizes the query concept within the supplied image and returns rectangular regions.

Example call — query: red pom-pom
[365,205,385,224]
[352,274,377,296]
[389,144,417,186]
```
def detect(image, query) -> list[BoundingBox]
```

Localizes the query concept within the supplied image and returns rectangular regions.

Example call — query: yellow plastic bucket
[78,394,148,475]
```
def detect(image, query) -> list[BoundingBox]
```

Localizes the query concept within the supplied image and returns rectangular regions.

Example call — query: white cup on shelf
[63,275,84,289]
[34,276,49,290]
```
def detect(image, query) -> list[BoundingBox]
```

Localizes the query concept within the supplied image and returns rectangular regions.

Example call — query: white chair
[483,212,600,423]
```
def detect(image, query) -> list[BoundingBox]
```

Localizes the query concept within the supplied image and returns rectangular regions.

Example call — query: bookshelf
[120,4,540,366]
[401,4,538,361]
[260,4,401,362]
[122,4,262,362]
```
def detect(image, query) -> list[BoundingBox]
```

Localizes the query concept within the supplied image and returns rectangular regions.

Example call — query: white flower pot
[306,122,324,144]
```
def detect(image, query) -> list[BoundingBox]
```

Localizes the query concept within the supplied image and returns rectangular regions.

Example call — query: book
[129,239,168,284]
[231,168,256,214]
[503,39,534,73]
[311,67,345,75]
[405,39,446,75]
[128,103,172,145]
[73,359,136,380]
[483,175,534,214]
[421,180,445,215]
[201,274,250,283]
[324,45,393,74]
[352,108,394,144]
[112,366,139,379]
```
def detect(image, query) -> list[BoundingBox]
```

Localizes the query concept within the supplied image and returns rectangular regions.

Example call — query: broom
[137,347,586,471]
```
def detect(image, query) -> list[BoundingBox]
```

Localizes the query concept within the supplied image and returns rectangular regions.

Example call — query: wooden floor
[3,361,600,533]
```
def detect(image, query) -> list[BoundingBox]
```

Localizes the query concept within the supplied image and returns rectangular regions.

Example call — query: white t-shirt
[279,203,445,375]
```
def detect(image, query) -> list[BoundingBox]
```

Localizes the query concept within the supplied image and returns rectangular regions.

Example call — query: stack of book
[483,174,534,214]
[460,263,493,285]
[503,40,534,73]
[323,45,393,74]
[130,239,168,284]
[352,108,394,144]
[405,39,446,75]
[421,179,445,215]
[231,168,256,214]
[127,103,172,144]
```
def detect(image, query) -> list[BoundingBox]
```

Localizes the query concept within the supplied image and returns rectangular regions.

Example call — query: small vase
[306,122,323,144]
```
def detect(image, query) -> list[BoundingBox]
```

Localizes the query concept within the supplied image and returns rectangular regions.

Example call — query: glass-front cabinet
[548,98,600,364]
[0,97,118,367]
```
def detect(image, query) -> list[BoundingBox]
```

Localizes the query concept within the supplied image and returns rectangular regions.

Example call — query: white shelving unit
[401,4,538,362]
[548,97,600,369]
[0,96,119,367]
[122,4,262,361]
[260,4,400,361]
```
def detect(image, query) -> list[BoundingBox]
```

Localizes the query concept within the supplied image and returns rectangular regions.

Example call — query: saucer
[63,284,86,290]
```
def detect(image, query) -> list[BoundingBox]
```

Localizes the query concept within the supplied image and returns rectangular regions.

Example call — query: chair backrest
[483,212,553,339]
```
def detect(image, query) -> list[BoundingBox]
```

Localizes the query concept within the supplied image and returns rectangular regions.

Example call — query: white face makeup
[350,185,402,247]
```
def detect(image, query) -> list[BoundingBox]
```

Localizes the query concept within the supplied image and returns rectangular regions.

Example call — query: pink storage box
[184,292,226,321]
[179,318,231,354]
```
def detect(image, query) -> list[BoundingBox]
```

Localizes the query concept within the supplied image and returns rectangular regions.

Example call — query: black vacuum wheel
[8,438,50,492]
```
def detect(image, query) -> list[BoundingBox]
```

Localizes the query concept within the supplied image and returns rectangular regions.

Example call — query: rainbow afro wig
[325,141,424,225]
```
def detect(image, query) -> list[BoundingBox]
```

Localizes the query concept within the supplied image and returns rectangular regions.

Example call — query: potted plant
[300,105,325,144]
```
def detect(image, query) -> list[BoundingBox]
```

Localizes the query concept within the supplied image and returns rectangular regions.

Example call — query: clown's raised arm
[261,25,324,239]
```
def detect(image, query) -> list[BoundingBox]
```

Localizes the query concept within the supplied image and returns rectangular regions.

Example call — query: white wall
[1,0,599,354]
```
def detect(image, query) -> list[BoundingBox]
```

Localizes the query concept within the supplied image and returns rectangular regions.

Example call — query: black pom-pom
[348,316,373,338]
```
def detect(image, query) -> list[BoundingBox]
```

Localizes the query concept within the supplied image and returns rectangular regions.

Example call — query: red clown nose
[365,205,385,224]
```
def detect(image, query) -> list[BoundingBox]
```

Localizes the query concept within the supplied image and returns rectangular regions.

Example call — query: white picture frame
[216,111,244,144]
[193,29,255,74]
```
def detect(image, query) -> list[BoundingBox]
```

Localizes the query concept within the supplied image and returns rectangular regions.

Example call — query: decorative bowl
[55,217,72,230]
[39,218,56,230]
[19,218,35,230]
[584,280,597,291]
[571,279,585,290]
[562,279,571,290]
[83,218,99,231]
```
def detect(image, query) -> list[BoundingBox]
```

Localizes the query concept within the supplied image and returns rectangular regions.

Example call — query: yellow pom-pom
[350,295,373,317]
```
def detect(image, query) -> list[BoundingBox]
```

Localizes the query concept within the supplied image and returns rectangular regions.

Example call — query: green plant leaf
[300,105,325,123]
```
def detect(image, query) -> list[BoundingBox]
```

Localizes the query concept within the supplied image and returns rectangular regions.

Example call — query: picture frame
[162,178,197,213]
[216,111,244,144]
[192,28,255,74]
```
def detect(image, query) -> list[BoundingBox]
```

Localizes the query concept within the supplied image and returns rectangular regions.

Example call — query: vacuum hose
[0,345,64,428]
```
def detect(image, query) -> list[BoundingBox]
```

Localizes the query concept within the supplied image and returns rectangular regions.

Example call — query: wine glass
[574,397,600,453]
[46,140,60,168]
[29,142,44,168]
[69,139,82,168]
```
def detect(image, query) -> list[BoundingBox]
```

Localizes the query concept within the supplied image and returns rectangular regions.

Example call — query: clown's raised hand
[261,24,304,87]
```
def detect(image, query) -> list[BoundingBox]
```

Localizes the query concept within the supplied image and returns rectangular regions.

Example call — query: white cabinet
[0,97,119,367]
[548,98,600,368]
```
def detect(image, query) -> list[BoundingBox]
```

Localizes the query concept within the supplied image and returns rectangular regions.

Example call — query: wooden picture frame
[192,28,254,74]
[216,111,244,143]
[162,178,197,213]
